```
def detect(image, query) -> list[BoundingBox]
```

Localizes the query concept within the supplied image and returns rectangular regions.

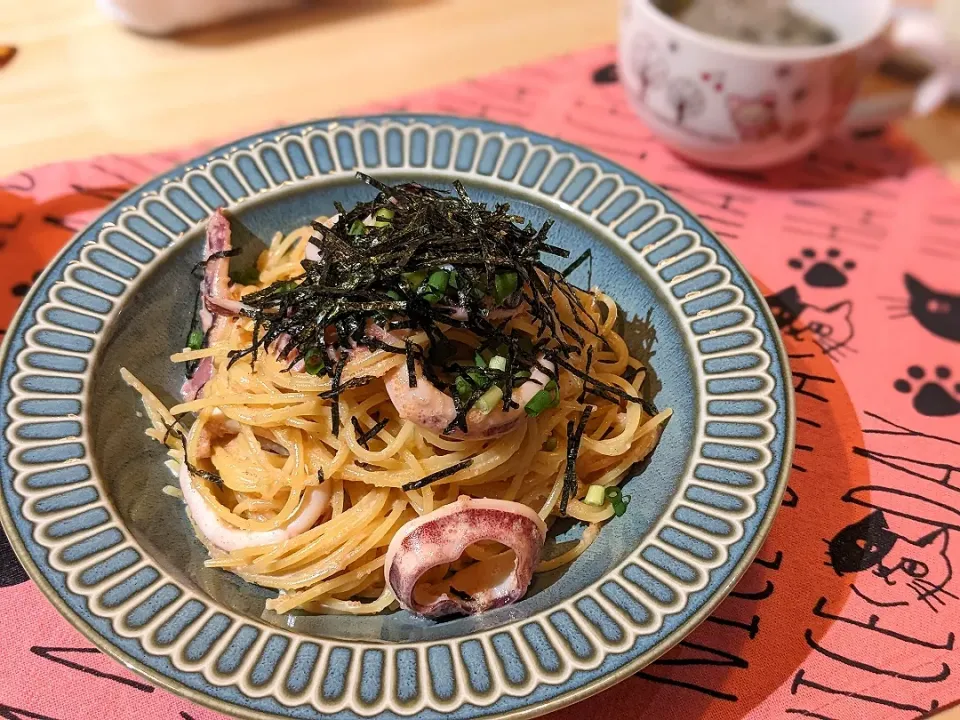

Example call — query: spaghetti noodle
[125,175,669,617]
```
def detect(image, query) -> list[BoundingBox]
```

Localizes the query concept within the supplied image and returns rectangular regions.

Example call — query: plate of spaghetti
[0,116,793,720]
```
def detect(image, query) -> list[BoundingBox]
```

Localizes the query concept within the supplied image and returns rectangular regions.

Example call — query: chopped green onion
[374,208,394,227]
[523,380,559,417]
[187,330,204,351]
[304,349,325,376]
[475,386,504,413]
[456,368,492,402]
[468,370,489,390]
[348,219,367,236]
[455,376,473,402]
[542,436,557,451]
[230,267,259,285]
[494,271,518,304]
[584,484,606,506]
[427,270,450,295]
[474,352,487,368]
[402,270,427,289]
[606,486,630,517]
[488,355,507,372]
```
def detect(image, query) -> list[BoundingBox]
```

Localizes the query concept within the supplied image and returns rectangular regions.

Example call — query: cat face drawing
[880,273,960,342]
[828,512,955,612]
[766,286,855,359]
[829,411,960,613]
[726,92,781,141]
[800,300,854,359]
[890,274,960,343]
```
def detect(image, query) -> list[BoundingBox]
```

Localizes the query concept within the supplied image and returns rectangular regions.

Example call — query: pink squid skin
[439,304,521,323]
[365,324,555,440]
[384,496,547,617]
[181,208,234,402]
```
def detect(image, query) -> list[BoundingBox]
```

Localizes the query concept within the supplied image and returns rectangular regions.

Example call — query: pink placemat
[1,45,959,720]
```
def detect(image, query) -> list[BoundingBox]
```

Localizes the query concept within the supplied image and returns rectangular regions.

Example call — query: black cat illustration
[765,285,855,360]
[592,63,618,85]
[828,511,954,611]
[827,411,960,613]
[884,274,959,343]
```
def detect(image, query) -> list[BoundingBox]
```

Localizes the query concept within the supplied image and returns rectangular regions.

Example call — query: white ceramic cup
[618,0,903,169]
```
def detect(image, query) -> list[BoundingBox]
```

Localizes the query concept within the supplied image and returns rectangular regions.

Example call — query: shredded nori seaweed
[232,173,610,397]
[319,375,375,399]
[220,172,658,514]
[560,406,593,515]
[449,587,475,602]
[187,462,224,489]
[402,459,473,491]
[192,247,241,275]
[352,416,390,449]
[162,420,224,488]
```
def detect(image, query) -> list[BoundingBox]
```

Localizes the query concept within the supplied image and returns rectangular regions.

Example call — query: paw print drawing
[894,365,960,417]
[788,248,856,288]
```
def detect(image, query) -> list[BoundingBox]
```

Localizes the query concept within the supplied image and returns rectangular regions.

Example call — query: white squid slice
[204,294,252,318]
[384,496,547,617]
[178,461,330,552]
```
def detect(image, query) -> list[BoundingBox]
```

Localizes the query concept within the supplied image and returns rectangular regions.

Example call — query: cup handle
[842,7,958,130]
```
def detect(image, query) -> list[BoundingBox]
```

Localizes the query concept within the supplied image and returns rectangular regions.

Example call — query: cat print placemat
[1,45,959,720]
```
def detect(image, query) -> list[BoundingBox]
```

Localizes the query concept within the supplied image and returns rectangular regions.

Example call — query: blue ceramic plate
[0,116,793,720]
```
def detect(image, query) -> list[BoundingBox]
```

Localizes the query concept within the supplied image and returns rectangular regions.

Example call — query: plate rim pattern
[0,114,794,720]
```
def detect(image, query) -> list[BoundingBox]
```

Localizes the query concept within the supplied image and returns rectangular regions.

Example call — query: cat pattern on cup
[726,92,781,141]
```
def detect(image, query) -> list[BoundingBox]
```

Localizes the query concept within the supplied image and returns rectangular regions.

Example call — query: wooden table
[0,0,958,717]
[1,0,959,178]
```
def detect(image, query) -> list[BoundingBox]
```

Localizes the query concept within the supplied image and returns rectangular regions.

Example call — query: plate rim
[0,112,795,720]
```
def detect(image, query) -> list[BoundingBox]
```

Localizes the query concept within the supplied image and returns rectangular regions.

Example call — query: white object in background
[97,0,304,35]
[618,0,958,170]
[618,0,898,169]
[892,0,960,115]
